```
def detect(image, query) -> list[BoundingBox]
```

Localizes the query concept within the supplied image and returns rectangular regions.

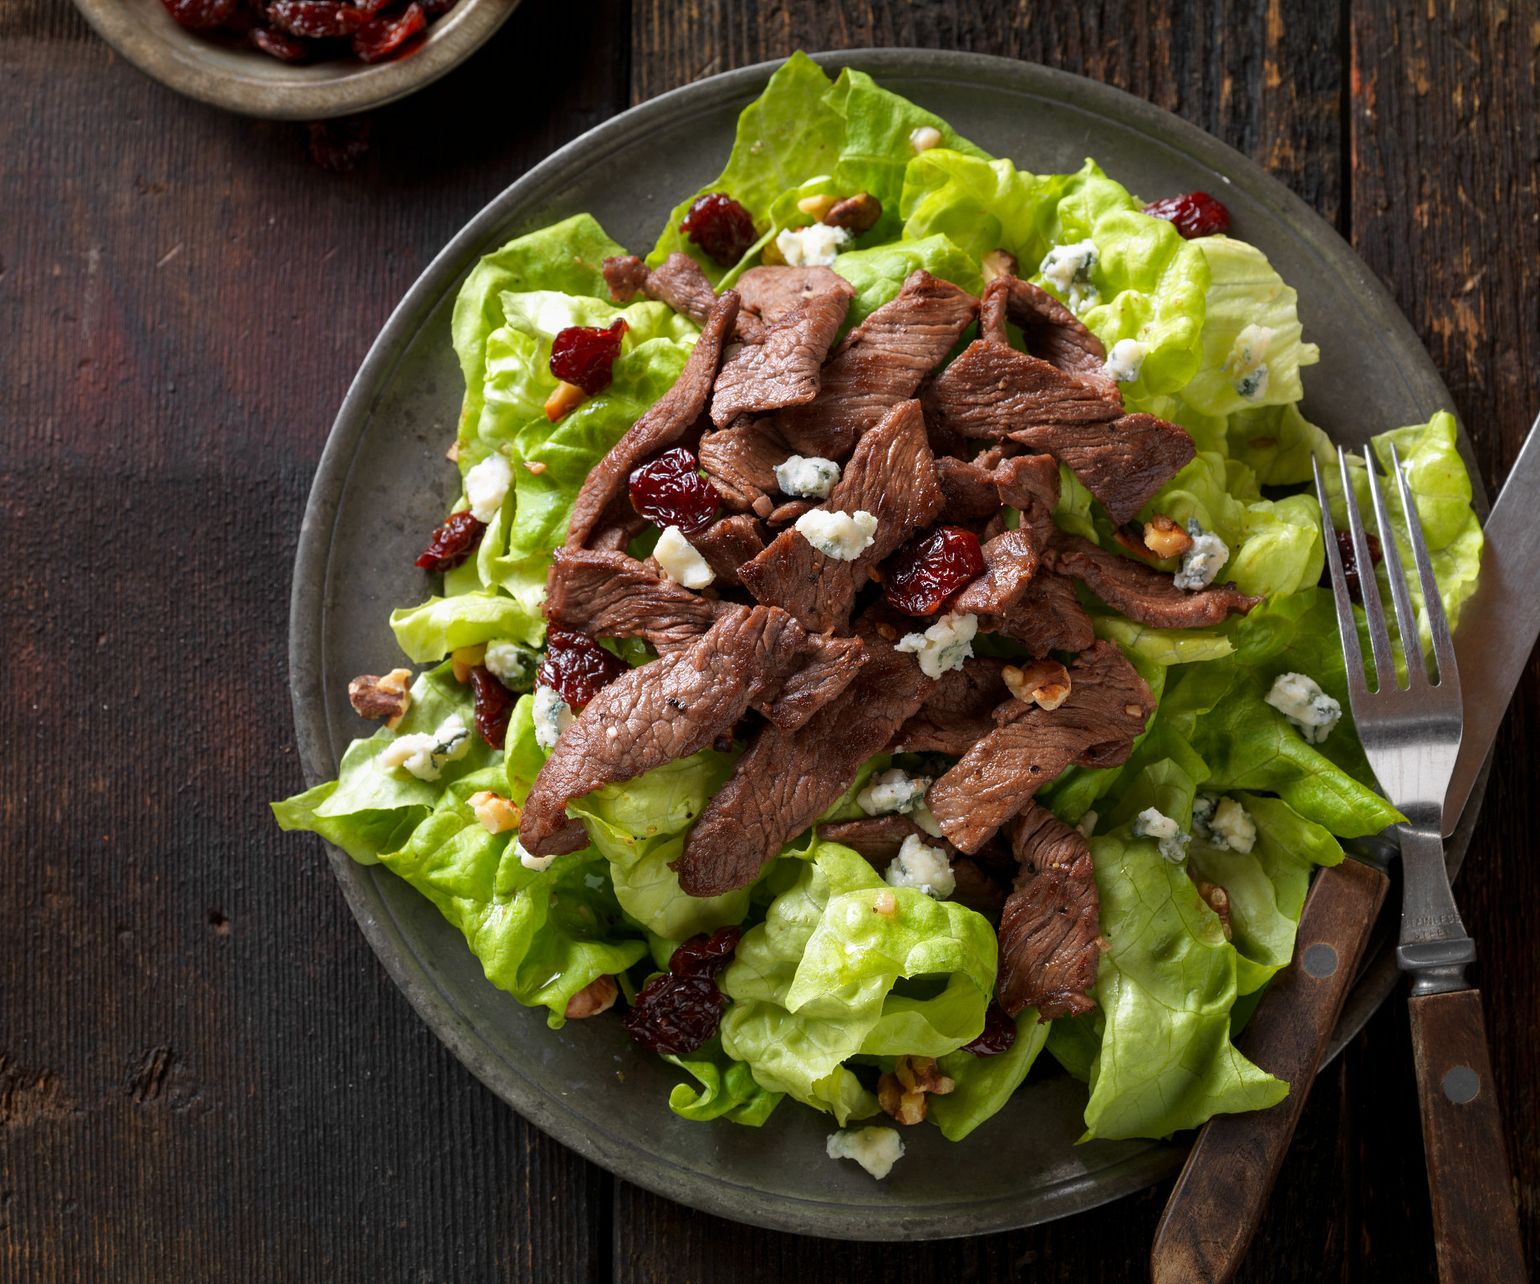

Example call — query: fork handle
[1150,858,1388,1284]
[1408,987,1527,1282]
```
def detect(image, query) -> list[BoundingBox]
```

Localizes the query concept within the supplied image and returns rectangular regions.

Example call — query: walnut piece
[796,193,837,221]
[1003,658,1072,711]
[1143,514,1194,559]
[822,192,881,234]
[544,379,587,422]
[469,790,521,835]
[1196,881,1233,939]
[981,248,1018,282]
[878,1055,955,1126]
[564,975,619,1019]
[347,668,412,728]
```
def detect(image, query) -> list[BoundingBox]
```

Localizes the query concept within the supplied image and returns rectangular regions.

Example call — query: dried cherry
[1324,528,1383,604]
[623,973,729,1055]
[883,525,985,617]
[469,665,513,747]
[549,319,628,396]
[667,926,742,979]
[414,509,485,572]
[628,446,720,536]
[161,0,238,28]
[248,24,310,59]
[267,0,369,36]
[351,1,425,62]
[1142,191,1231,239]
[537,627,628,711]
[961,1002,1017,1057]
[678,193,757,266]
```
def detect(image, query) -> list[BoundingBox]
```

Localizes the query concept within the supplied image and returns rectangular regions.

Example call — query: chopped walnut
[872,889,898,918]
[1143,514,1194,559]
[981,248,1019,282]
[796,193,837,221]
[1196,881,1233,939]
[469,790,521,835]
[1003,658,1072,711]
[347,668,412,728]
[523,459,548,475]
[1125,703,1146,718]
[544,379,587,422]
[451,644,487,684]
[878,1055,955,1125]
[564,975,619,1019]
[822,192,881,234]
[446,439,461,462]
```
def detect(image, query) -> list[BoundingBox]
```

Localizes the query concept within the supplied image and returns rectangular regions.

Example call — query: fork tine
[1337,447,1395,689]
[1390,443,1461,694]
[1364,450,1426,688]
[1313,455,1369,699]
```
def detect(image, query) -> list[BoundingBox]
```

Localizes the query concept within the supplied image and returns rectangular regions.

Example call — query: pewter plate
[288,50,1487,1240]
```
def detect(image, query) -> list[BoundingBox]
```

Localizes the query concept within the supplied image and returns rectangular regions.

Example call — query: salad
[274,53,1482,1180]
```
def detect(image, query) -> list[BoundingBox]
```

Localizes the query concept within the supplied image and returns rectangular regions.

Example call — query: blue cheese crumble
[857,768,932,818]
[775,223,850,268]
[1265,672,1341,744]
[773,454,841,499]
[516,837,557,872]
[795,508,878,560]
[654,525,715,589]
[463,451,512,523]
[894,611,978,679]
[1039,239,1099,311]
[826,1126,905,1180]
[1103,337,1149,382]
[484,639,538,690]
[1224,324,1275,401]
[1174,520,1230,590]
[379,714,471,782]
[1192,793,1257,853]
[532,683,575,752]
[885,834,955,899]
[1133,807,1190,863]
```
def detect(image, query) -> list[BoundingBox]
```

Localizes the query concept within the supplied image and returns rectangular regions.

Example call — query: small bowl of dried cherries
[72,0,517,119]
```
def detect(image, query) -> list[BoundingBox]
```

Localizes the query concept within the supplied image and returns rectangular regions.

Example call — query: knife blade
[1443,409,1540,834]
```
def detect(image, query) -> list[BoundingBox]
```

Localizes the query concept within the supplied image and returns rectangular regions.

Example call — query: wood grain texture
[1,1,1536,1280]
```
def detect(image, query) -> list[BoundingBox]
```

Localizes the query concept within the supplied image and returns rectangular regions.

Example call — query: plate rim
[287,48,1486,1240]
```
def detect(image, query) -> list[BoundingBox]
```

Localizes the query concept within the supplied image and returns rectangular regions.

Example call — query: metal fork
[1314,446,1526,1282]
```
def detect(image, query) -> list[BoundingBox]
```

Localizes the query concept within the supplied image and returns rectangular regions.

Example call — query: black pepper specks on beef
[997,803,1102,1020]
[1012,413,1196,526]
[1047,532,1262,627]
[926,641,1156,853]
[544,547,718,654]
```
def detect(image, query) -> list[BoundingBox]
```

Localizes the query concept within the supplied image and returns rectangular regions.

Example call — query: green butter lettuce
[664,1042,783,1125]
[930,1010,1051,1141]
[831,234,984,324]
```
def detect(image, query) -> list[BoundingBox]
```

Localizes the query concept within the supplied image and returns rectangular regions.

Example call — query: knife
[1151,411,1540,1284]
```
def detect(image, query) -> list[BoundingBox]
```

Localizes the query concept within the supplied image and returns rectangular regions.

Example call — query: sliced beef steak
[927,641,1155,853]
[710,267,855,427]
[936,454,1005,527]
[519,605,808,856]
[689,513,765,586]
[603,252,719,327]
[545,547,717,654]
[921,340,1122,443]
[1011,413,1195,525]
[994,453,1061,548]
[821,813,940,864]
[738,399,943,632]
[601,254,650,303]
[1048,533,1262,627]
[565,291,740,549]
[761,634,867,732]
[672,627,935,896]
[954,527,1039,618]
[988,569,1095,656]
[986,275,1111,385]
[997,803,1101,1020]
[892,656,1010,755]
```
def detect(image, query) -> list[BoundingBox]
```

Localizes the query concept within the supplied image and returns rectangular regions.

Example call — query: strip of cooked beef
[1047,532,1262,627]
[821,817,1007,920]
[766,498,814,525]
[738,399,943,632]
[921,340,1122,443]
[710,267,855,427]
[892,657,1010,755]
[602,251,720,328]
[545,547,718,654]
[565,291,740,549]
[985,569,1095,656]
[1011,413,1195,525]
[672,625,935,896]
[992,274,1112,386]
[997,803,1101,1020]
[926,640,1155,853]
[601,254,650,304]
[761,634,867,732]
[994,452,1061,547]
[689,513,765,586]
[520,605,809,856]
[955,527,1040,618]
[935,451,1006,527]
[700,271,977,513]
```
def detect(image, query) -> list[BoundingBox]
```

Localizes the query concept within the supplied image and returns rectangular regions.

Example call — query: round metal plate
[288,50,1487,1240]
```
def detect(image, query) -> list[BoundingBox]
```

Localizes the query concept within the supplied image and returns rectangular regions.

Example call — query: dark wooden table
[4,2,1537,1279]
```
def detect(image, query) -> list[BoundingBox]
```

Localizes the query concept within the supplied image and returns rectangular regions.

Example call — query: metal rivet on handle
[1301,943,1339,979]
[1442,1065,1480,1104]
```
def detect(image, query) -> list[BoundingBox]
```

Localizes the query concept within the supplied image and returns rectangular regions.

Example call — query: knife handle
[1150,858,1389,1284]
[1408,987,1527,1282]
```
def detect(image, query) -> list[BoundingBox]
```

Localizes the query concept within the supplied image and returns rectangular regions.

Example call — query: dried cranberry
[628,446,720,536]
[351,1,425,62]
[414,509,485,572]
[268,0,369,36]
[161,0,238,28]
[668,926,742,979]
[247,24,310,59]
[537,627,628,711]
[1142,191,1231,239]
[549,319,628,396]
[1324,528,1383,604]
[883,525,986,617]
[678,193,757,266]
[469,665,513,747]
[307,117,373,173]
[623,973,729,1055]
[962,1003,1018,1057]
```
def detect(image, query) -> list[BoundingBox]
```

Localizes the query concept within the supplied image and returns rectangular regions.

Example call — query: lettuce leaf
[663,1042,783,1125]
[831,234,984,325]
[930,1010,1051,1141]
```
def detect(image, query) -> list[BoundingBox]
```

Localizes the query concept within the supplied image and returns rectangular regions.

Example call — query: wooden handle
[1408,987,1527,1282]
[1151,858,1389,1284]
